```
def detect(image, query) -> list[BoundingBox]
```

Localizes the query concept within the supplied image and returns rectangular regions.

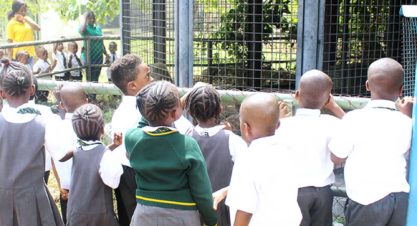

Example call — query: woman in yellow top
[7,0,40,65]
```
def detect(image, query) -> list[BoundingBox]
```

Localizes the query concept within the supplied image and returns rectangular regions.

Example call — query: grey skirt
[130,204,202,226]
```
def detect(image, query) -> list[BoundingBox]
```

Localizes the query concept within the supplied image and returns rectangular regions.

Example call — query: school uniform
[106,53,118,82]
[68,52,83,81]
[226,135,302,226]
[53,51,68,80]
[275,108,340,226]
[125,126,217,226]
[33,59,51,102]
[66,141,123,226]
[329,100,411,226]
[191,125,247,226]
[0,104,64,226]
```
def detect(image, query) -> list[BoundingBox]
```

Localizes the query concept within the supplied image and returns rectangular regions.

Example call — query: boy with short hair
[275,69,343,226]
[53,41,69,81]
[329,58,412,226]
[67,42,83,81]
[110,54,154,225]
[226,93,301,226]
[106,41,118,82]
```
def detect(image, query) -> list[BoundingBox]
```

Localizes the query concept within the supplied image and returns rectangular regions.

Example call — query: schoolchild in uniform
[66,103,123,226]
[226,93,301,226]
[275,69,343,226]
[329,58,413,226]
[125,81,217,226]
[0,59,65,226]
[51,83,88,224]
[185,84,247,226]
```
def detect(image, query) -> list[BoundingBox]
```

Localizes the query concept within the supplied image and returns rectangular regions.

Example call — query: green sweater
[125,127,217,226]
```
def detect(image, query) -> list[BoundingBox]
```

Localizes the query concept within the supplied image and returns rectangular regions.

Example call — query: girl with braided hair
[0,59,64,226]
[185,84,247,226]
[67,103,123,226]
[125,81,217,226]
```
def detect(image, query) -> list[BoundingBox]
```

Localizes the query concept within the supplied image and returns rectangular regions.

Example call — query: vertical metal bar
[208,40,213,84]
[295,0,323,89]
[153,0,167,63]
[121,0,131,55]
[246,0,263,89]
[175,0,193,87]
[86,37,92,81]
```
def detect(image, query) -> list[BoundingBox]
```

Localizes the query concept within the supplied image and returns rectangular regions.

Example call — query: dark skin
[59,83,88,113]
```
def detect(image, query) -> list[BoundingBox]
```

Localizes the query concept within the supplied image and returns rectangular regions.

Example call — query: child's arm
[234,210,252,226]
[51,159,69,201]
[213,186,229,210]
[107,132,123,151]
[23,16,41,31]
[397,96,414,118]
[323,94,345,119]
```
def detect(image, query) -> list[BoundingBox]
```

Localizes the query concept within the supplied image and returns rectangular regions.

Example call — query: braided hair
[0,59,32,97]
[72,104,104,141]
[136,81,180,126]
[185,85,221,123]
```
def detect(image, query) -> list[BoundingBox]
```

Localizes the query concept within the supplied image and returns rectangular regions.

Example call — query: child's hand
[397,96,414,118]
[107,132,123,151]
[212,187,228,210]
[278,101,291,119]
[222,121,232,131]
[15,14,24,22]
[323,94,345,119]
[60,189,69,201]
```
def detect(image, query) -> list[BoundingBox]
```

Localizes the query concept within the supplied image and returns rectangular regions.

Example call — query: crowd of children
[0,53,414,226]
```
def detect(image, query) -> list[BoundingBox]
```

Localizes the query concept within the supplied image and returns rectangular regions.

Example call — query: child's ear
[365,80,370,91]
[275,120,281,130]
[241,122,251,144]
[28,84,36,97]
[58,101,65,110]
[295,90,300,103]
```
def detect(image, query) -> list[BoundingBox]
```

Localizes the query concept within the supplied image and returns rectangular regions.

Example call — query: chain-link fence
[322,0,415,96]
[401,6,417,96]
[192,0,298,91]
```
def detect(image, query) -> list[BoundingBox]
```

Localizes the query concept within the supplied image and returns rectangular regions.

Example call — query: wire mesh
[121,0,176,82]
[402,16,417,96]
[192,0,298,91]
[323,0,415,96]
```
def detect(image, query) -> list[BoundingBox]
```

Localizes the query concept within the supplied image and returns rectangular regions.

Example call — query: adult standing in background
[7,0,40,65]
[79,11,108,83]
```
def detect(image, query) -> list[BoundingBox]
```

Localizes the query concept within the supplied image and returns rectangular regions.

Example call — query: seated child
[33,47,52,102]
[275,70,342,226]
[106,41,118,82]
[185,84,247,226]
[66,103,123,226]
[67,41,83,81]
[15,50,31,71]
[226,93,301,226]
[329,58,412,226]
[125,81,217,226]
[52,41,69,81]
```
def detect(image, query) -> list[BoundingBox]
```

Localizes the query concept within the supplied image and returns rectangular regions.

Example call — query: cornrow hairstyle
[110,54,143,95]
[136,81,179,126]
[185,85,222,123]
[72,104,104,141]
[0,59,32,97]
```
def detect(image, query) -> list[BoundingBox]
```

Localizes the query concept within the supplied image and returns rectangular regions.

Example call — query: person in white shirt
[329,58,413,226]
[275,70,344,226]
[67,103,122,226]
[52,41,69,81]
[106,41,118,82]
[226,93,301,226]
[67,42,83,81]
[33,47,52,102]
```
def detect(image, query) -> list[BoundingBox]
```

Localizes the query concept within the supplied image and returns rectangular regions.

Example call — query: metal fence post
[175,0,193,87]
[86,37,92,81]
[153,0,167,63]
[120,0,131,55]
[295,0,325,89]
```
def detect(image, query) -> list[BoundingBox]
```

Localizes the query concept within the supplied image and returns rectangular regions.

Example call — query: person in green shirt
[79,11,108,83]
[125,81,217,226]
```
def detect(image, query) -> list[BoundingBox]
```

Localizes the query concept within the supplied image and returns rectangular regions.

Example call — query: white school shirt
[50,113,76,190]
[33,59,51,76]
[112,95,194,167]
[78,141,124,189]
[191,125,247,162]
[67,52,82,78]
[275,108,340,188]
[329,100,411,205]
[1,103,68,162]
[52,51,66,78]
[106,53,118,80]
[226,135,301,226]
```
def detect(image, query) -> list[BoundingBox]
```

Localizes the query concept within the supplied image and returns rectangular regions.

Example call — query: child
[125,81,217,226]
[185,84,247,226]
[106,41,118,82]
[51,83,88,224]
[66,103,123,226]
[0,59,66,226]
[109,54,154,225]
[329,58,412,226]
[67,41,83,81]
[275,70,343,226]
[33,47,52,102]
[16,50,31,71]
[226,93,301,226]
[52,41,69,81]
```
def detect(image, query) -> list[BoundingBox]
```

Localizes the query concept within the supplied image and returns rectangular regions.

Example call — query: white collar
[77,139,102,151]
[65,113,73,120]
[194,125,225,137]
[1,103,38,123]
[295,108,321,117]
[121,95,137,106]
[249,135,278,150]
[365,100,397,111]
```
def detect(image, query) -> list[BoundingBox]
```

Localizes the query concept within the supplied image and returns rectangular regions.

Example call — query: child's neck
[7,98,29,108]
[198,118,217,128]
